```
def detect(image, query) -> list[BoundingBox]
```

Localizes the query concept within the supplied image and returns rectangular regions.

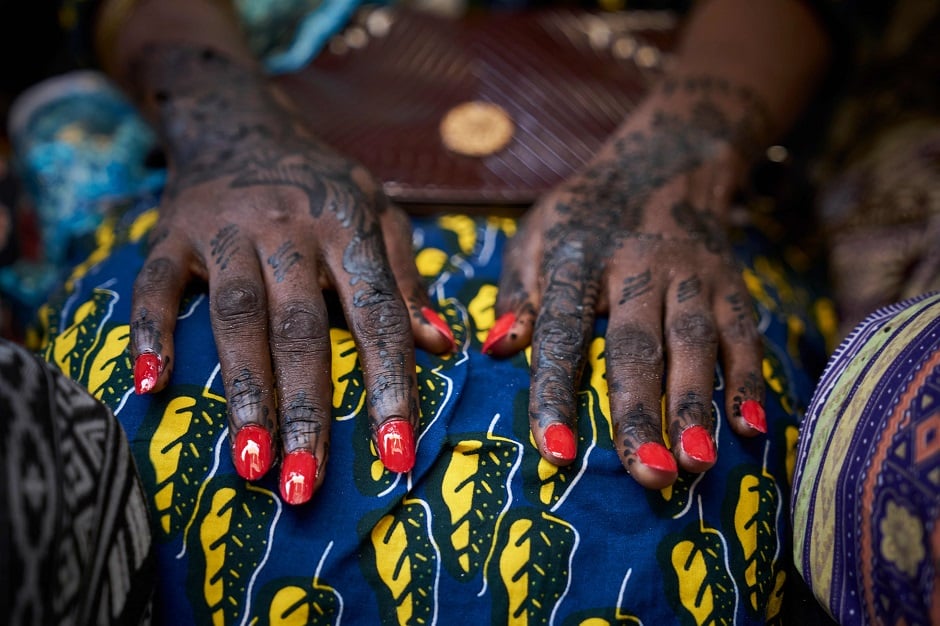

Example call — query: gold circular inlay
[439,101,515,157]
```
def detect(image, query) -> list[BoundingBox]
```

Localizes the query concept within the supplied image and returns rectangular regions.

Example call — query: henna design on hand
[619,269,653,305]
[677,275,702,303]
[210,224,239,271]
[529,74,770,430]
[267,241,302,283]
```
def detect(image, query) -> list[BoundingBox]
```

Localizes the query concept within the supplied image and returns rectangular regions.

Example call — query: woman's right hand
[127,44,455,505]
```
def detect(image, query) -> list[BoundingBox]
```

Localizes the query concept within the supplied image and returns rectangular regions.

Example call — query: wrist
[133,45,287,166]
[636,72,773,164]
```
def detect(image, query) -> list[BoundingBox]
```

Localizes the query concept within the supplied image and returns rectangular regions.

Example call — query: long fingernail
[376,419,415,473]
[482,312,516,354]
[233,424,273,480]
[280,450,318,505]
[636,442,678,472]
[741,400,767,433]
[680,425,717,463]
[543,423,577,462]
[134,352,161,394]
[421,306,456,352]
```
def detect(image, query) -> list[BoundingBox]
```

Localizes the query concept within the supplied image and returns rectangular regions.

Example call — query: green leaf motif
[189,477,278,626]
[648,469,700,520]
[659,502,737,626]
[137,385,228,537]
[364,498,438,626]
[725,465,782,617]
[490,509,576,626]
[44,289,117,381]
[429,430,520,581]
[256,573,343,626]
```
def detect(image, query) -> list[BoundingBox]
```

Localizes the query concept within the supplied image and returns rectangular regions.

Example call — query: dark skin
[100,0,830,500]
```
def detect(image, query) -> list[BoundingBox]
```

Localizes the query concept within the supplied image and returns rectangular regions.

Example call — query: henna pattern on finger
[130,307,164,356]
[210,224,239,271]
[667,312,718,349]
[730,371,765,418]
[724,291,759,342]
[279,391,325,450]
[619,269,653,305]
[604,325,663,397]
[227,367,271,427]
[267,241,303,283]
[669,391,714,440]
[676,275,702,303]
[614,403,662,466]
[530,232,602,428]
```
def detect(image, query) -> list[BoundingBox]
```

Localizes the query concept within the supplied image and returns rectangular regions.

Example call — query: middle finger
[261,236,333,505]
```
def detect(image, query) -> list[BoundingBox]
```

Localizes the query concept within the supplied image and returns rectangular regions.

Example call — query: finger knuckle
[134,257,177,294]
[605,325,663,368]
[668,312,718,349]
[213,279,266,323]
[354,300,411,345]
[536,318,584,357]
[226,368,269,419]
[270,304,328,342]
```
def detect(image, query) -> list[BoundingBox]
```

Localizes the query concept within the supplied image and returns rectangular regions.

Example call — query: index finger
[528,244,599,466]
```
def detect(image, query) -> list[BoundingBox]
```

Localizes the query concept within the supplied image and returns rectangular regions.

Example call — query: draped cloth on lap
[34,194,830,625]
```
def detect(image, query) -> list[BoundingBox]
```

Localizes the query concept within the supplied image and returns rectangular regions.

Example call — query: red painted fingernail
[233,424,273,480]
[680,425,717,463]
[134,352,161,394]
[482,312,516,354]
[741,400,767,433]
[280,450,318,505]
[543,423,577,462]
[636,442,678,472]
[421,306,456,352]
[376,419,415,473]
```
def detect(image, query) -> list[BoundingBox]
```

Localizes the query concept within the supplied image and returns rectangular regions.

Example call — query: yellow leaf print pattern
[366,498,438,626]
[146,386,228,535]
[263,544,342,626]
[764,569,786,625]
[331,327,364,421]
[493,509,577,625]
[197,480,278,626]
[41,287,134,407]
[46,288,116,379]
[86,323,132,400]
[468,283,500,347]
[267,582,340,626]
[762,344,796,416]
[665,499,736,626]
[731,458,781,615]
[429,419,521,581]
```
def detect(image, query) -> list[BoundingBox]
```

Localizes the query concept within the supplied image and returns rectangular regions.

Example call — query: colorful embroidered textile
[792,291,940,625]
[34,193,831,625]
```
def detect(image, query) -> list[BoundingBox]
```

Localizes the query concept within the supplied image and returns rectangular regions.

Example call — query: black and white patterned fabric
[0,338,154,626]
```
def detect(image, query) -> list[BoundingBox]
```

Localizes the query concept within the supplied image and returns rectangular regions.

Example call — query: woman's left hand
[486,78,769,489]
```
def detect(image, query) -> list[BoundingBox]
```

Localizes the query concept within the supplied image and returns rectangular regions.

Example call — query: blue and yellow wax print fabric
[35,193,832,625]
